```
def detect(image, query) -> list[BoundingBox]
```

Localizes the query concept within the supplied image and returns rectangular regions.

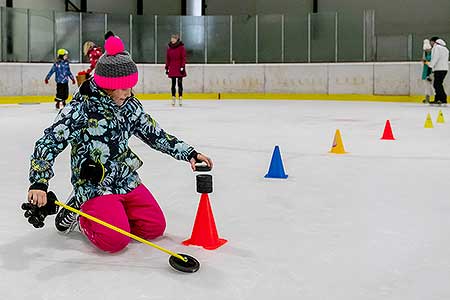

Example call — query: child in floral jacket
[27,36,212,253]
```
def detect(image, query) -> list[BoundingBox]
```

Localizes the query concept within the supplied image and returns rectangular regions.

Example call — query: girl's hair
[83,41,95,56]
[171,33,180,40]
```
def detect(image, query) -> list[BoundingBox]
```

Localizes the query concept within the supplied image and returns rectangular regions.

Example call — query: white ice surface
[1,100,450,300]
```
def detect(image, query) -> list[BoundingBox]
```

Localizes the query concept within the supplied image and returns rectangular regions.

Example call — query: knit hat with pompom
[94,36,138,90]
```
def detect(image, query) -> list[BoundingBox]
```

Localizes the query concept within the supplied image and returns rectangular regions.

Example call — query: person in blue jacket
[45,49,76,109]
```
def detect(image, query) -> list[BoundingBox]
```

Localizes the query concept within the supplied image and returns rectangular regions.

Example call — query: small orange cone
[183,193,227,250]
[329,129,347,154]
[381,120,395,140]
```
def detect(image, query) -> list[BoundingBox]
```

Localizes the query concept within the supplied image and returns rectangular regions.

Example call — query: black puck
[169,254,200,273]
[196,174,213,194]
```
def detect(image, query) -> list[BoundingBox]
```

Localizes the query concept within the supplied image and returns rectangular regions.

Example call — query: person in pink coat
[165,34,187,106]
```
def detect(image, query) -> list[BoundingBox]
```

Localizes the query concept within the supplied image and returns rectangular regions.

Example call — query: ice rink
[1,99,450,300]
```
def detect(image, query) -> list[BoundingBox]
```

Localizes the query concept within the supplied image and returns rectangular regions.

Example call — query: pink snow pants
[79,184,166,253]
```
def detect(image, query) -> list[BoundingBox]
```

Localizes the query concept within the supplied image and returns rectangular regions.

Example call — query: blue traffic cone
[264,145,288,179]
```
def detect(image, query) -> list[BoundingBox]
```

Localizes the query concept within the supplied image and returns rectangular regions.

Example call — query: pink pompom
[104,36,125,55]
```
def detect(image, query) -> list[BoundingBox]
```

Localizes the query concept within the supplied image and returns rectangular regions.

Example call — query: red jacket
[165,41,187,78]
[86,46,103,74]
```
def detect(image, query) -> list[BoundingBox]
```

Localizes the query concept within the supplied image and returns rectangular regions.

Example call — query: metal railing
[0,6,448,64]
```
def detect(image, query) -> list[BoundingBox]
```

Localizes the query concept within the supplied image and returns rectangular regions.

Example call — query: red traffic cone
[183,193,227,250]
[381,120,395,140]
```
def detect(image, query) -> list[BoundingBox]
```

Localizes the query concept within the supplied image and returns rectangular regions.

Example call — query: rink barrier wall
[0,62,448,103]
[0,94,424,105]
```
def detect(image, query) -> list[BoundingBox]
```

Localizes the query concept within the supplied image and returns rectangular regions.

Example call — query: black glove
[180,67,185,74]
[188,150,199,162]
[165,69,169,75]
[80,158,104,184]
[21,191,59,228]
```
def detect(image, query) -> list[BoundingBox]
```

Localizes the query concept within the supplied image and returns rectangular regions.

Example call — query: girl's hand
[28,189,47,207]
[190,153,213,171]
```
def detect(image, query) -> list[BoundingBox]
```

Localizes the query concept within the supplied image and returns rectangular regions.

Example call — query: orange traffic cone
[183,193,227,250]
[381,120,395,140]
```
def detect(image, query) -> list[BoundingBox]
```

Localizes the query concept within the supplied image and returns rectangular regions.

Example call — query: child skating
[83,41,103,76]
[45,48,75,109]
[25,36,212,253]
[422,39,434,104]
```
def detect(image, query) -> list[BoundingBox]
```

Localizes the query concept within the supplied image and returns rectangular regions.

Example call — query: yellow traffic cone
[424,113,434,128]
[437,110,445,123]
[329,129,347,154]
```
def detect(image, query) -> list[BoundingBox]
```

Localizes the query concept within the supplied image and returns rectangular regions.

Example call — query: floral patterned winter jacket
[29,79,196,208]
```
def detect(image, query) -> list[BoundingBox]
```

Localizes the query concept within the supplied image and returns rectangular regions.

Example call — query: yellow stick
[55,201,187,262]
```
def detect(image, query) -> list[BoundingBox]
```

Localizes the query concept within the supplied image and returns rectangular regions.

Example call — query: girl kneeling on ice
[25,36,212,253]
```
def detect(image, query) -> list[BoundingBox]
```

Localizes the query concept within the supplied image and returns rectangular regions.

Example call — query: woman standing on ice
[165,34,187,107]
[428,37,449,105]
[24,35,212,253]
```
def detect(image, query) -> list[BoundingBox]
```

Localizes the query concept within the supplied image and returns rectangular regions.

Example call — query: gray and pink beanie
[94,36,138,90]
